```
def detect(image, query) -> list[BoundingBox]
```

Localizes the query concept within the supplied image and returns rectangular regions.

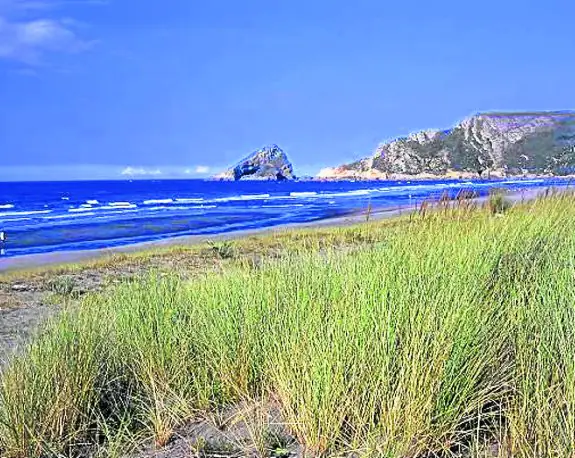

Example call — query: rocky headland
[318,111,575,180]
[214,144,295,181]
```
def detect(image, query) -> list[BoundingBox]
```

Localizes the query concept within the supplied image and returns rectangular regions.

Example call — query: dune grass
[2,193,575,457]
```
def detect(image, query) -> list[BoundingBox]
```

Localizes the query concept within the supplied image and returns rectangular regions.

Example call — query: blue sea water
[0,178,570,258]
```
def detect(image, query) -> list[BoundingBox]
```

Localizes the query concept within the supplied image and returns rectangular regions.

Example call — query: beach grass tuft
[487,189,512,215]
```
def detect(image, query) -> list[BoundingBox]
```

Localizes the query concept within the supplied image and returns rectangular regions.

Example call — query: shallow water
[0,178,570,257]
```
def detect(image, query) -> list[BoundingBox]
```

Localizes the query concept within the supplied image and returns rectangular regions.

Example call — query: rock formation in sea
[318,111,575,179]
[215,144,296,181]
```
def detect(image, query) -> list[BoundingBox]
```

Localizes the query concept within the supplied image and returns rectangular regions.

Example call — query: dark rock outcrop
[318,111,575,179]
[215,145,296,181]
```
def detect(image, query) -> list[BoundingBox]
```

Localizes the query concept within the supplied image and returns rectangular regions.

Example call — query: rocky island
[215,144,296,181]
[318,111,575,179]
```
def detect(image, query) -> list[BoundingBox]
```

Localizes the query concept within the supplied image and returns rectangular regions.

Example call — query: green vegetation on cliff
[336,111,575,177]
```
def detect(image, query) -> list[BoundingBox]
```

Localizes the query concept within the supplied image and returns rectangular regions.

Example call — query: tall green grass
[2,194,575,457]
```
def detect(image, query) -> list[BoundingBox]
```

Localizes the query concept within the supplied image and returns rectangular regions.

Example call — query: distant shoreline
[0,186,552,273]
[313,171,575,182]
[212,174,575,183]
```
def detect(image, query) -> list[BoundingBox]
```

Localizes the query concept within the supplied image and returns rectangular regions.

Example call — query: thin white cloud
[183,166,211,175]
[121,167,163,177]
[0,0,99,64]
[0,164,214,181]
[0,17,91,63]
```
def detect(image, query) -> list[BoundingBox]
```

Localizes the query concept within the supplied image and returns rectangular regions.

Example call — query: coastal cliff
[318,111,575,179]
[215,144,295,181]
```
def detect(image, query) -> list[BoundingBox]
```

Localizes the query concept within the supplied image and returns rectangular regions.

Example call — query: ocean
[0,178,570,258]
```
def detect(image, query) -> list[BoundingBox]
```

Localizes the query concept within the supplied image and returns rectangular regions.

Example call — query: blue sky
[0,0,574,181]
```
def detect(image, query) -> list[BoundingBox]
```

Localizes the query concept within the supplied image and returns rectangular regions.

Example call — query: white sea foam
[102,205,138,211]
[290,192,318,197]
[80,204,93,208]
[0,217,31,223]
[145,205,185,211]
[174,190,382,206]
[240,193,271,200]
[143,198,174,205]
[0,204,14,209]
[213,193,271,203]
[109,201,136,207]
[0,209,52,217]
[61,196,70,200]
[311,189,372,199]
[234,189,376,203]
[69,203,137,213]
[68,207,96,213]
[146,205,217,211]
[45,212,96,220]
[86,200,99,205]
[175,198,205,203]
[262,204,305,208]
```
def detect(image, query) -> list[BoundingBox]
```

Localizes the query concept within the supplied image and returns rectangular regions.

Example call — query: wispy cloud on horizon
[123,165,216,178]
[193,165,211,174]
[121,166,162,177]
[0,164,218,181]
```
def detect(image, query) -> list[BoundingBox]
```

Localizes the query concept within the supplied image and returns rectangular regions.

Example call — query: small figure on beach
[0,231,6,256]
